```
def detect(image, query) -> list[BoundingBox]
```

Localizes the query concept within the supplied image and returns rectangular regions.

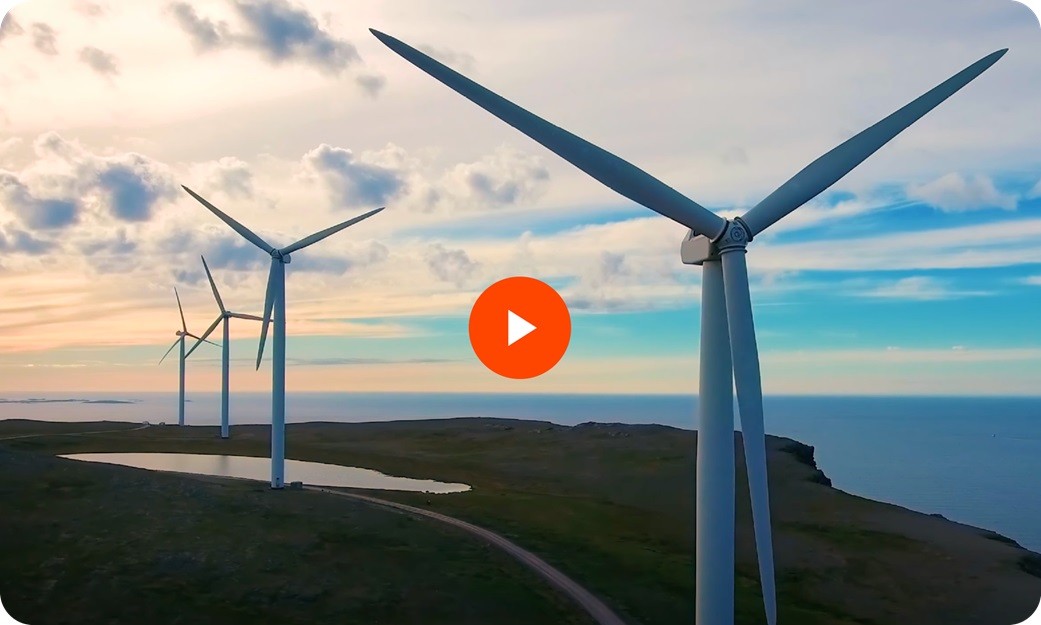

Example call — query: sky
[0,0,1039,396]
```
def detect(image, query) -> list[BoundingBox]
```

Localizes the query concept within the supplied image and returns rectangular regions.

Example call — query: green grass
[2,418,1038,625]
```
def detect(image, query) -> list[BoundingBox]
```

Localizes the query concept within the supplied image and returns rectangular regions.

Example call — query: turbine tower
[186,255,266,439]
[370,29,1006,625]
[159,288,218,426]
[181,185,384,488]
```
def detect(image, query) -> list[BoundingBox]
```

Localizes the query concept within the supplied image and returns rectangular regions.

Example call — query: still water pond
[61,453,471,494]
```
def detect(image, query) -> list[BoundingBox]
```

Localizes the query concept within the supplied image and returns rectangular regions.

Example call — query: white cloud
[853,276,990,301]
[907,173,1017,212]
[1029,178,1041,199]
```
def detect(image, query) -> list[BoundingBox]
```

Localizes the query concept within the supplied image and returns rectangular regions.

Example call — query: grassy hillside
[1,418,1038,624]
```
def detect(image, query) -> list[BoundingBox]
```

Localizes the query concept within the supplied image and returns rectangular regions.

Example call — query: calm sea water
[3,392,1039,551]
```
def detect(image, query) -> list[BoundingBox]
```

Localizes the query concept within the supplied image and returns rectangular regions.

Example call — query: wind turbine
[159,288,218,426]
[181,185,384,488]
[370,29,1006,625]
[185,255,266,439]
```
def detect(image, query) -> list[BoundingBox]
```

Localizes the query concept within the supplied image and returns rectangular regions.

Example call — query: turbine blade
[370,29,727,239]
[186,316,222,358]
[182,186,276,254]
[201,255,226,313]
[184,332,219,348]
[158,338,180,365]
[720,250,776,625]
[256,260,278,370]
[280,207,385,255]
[174,288,187,333]
[229,312,265,322]
[740,49,1008,237]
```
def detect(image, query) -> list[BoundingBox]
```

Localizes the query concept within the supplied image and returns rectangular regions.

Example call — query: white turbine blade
[182,186,276,254]
[741,49,1007,237]
[371,29,727,239]
[256,260,278,370]
[280,207,385,255]
[158,338,180,365]
[720,251,776,625]
[185,332,219,348]
[200,255,226,313]
[186,316,222,358]
[174,288,187,333]
[229,312,265,322]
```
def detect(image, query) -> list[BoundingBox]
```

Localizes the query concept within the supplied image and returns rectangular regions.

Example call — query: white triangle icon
[507,310,537,347]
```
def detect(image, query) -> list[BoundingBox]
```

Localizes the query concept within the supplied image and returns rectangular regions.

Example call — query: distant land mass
[0,398,138,405]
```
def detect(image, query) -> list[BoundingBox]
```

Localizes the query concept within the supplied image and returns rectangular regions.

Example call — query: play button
[507,310,536,346]
[469,277,571,379]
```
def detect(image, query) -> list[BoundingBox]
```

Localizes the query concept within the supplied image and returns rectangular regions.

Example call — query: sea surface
[3,392,1039,552]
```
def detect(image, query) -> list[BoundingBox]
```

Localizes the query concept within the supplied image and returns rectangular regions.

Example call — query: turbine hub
[680,218,752,265]
[272,249,291,264]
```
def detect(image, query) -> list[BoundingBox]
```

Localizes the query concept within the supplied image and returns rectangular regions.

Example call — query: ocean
[2,392,1039,552]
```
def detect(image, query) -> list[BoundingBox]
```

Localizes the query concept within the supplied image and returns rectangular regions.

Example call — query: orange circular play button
[469,276,571,379]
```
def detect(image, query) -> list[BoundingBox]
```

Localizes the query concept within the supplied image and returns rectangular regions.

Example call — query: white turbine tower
[370,29,1006,625]
[159,288,218,426]
[185,255,266,439]
[181,185,384,488]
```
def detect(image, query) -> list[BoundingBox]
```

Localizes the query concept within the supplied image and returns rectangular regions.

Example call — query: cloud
[233,0,359,73]
[1029,179,1041,199]
[0,171,80,229]
[445,146,551,207]
[168,2,228,52]
[203,157,254,198]
[286,357,456,366]
[30,23,58,56]
[95,157,177,222]
[907,173,1017,212]
[73,0,106,17]
[2,133,178,227]
[78,47,119,77]
[301,143,406,208]
[402,145,551,214]
[424,244,478,287]
[0,226,55,255]
[416,44,476,72]
[1020,276,1041,286]
[169,0,361,76]
[853,276,989,301]
[354,73,386,98]
[0,14,24,42]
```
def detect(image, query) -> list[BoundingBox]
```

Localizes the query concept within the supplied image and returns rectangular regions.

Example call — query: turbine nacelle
[681,219,753,266]
[272,250,292,264]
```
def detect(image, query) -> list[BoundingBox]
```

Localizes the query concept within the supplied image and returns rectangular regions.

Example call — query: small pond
[61,452,471,494]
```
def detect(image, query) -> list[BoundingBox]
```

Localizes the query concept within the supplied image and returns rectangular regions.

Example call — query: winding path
[1,424,627,624]
[309,486,628,625]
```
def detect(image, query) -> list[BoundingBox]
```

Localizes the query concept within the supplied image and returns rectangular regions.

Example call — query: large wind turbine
[159,288,218,426]
[370,29,1006,625]
[186,256,265,439]
[181,185,384,488]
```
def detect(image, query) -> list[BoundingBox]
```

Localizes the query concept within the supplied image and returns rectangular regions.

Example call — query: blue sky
[0,0,1039,395]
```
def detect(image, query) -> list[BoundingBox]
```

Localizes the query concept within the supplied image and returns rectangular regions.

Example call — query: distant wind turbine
[181,185,384,488]
[186,255,266,439]
[159,288,218,426]
[371,28,1006,625]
